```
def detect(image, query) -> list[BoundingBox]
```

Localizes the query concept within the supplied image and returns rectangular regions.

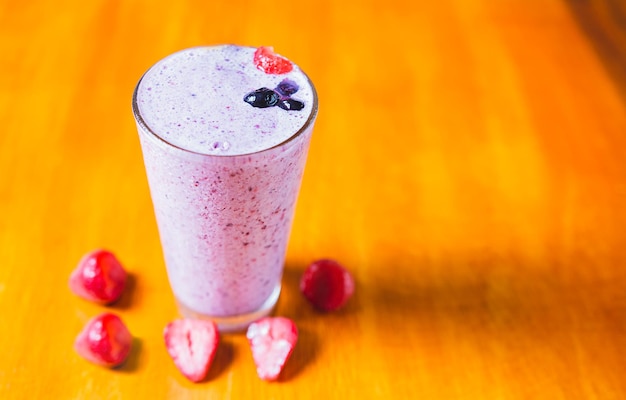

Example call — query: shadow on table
[110,272,138,311]
[565,0,626,103]
[275,266,327,381]
[116,337,143,373]
[280,252,626,383]
[357,251,626,372]
[205,338,234,382]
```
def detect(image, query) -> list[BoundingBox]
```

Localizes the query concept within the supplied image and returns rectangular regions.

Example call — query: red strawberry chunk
[253,46,293,74]
[164,319,219,382]
[69,249,127,304]
[246,317,298,381]
[74,313,133,368]
[300,259,355,311]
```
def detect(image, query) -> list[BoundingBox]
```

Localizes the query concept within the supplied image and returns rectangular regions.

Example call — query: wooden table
[2,0,626,398]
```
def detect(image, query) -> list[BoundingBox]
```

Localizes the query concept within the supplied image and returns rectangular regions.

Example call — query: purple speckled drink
[132,45,317,331]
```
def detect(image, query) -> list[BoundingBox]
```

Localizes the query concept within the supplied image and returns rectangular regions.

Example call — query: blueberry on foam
[244,79,304,111]
[275,79,299,97]
[244,88,279,108]
[277,98,304,111]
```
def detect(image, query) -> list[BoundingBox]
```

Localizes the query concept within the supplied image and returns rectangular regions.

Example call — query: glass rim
[131,46,319,158]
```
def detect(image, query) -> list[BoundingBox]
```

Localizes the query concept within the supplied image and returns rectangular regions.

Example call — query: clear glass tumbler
[132,46,318,332]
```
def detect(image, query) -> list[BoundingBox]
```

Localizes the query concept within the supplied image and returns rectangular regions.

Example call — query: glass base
[175,284,281,333]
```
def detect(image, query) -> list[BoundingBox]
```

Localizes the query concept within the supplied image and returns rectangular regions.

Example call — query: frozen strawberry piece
[253,46,293,74]
[74,313,133,367]
[246,317,298,381]
[69,249,127,304]
[164,319,219,382]
[300,259,355,311]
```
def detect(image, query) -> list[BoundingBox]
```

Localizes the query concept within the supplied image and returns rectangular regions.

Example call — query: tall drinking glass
[132,46,318,332]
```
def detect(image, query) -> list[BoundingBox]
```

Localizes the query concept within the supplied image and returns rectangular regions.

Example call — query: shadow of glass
[359,254,626,350]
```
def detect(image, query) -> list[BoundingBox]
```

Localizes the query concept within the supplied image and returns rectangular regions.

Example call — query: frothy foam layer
[135,45,315,156]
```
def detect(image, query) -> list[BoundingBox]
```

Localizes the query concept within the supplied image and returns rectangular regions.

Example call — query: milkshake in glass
[132,45,317,331]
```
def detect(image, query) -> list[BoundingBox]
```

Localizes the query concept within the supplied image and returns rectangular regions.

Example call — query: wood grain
[1,0,626,398]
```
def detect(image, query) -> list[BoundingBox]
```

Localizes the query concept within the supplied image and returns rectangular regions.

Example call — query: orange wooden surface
[2,0,626,398]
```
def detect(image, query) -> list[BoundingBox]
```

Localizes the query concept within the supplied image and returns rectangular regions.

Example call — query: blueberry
[244,88,279,108]
[277,98,305,111]
[275,79,299,97]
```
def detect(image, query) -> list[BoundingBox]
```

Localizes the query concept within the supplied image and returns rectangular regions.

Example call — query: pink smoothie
[133,46,317,330]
